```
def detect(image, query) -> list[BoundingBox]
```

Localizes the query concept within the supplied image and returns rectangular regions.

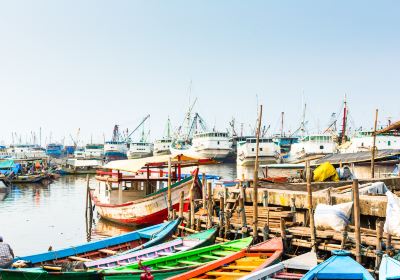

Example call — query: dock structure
[180,173,400,270]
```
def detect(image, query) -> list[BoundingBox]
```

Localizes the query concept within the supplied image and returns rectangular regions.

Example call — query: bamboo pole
[239,181,247,233]
[375,220,384,271]
[219,196,225,238]
[306,161,317,252]
[253,104,263,239]
[280,218,287,248]
[371,109,379,179]
[202,172,206,209]
[179,191,184,219]
[207,182,213,228]
[167,157,172,220]
[386,233,392,255]
[353,179,362,263]
[189,187,194,229]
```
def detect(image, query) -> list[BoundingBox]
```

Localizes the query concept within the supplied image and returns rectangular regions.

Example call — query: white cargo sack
[314,202,353,231]
[384,191,400,236]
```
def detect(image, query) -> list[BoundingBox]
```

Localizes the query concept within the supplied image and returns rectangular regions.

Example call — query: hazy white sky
[0,1,399,145]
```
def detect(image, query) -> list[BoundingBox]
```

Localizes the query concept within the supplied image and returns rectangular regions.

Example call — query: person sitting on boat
[0,236,14,268]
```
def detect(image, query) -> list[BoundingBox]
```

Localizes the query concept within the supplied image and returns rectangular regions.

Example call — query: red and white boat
[90,174,201,225]
[90,155,211,226]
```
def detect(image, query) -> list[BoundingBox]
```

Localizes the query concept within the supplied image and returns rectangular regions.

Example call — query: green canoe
[101,237,253,280]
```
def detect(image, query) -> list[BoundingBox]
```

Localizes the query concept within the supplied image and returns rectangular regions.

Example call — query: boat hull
[104,152,127,162]
[91,176,201,226]
[0,270,100,280]
[237,156,278,166]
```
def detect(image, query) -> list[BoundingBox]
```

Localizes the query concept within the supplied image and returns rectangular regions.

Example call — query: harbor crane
[125,114,151,142]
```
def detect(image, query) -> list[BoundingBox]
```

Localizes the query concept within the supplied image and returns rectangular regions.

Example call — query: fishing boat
[46,143,64,158]
[168,237,283,280]
[286,134,337,163]
[240,252,317,280]
[237,137,280,166]
[8,144,47,160]
[301,250,374,280]
[91,173,202,225]
[104,141,128,162]
[127,142,154,159]
[60,159,103,175]
[85,227,219,269]
[154,118,173,156]
[84,144,104,159]
[10,174,49,183]
[379,254,400,279]
[102,237,253,280]
[153,138,172,156]
[8,219,180,268]
[340,130,400,154]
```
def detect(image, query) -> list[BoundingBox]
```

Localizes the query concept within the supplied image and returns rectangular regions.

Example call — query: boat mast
[281,112,285,137]
[341,94,348,144]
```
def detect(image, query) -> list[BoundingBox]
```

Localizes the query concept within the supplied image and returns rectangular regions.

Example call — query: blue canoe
[13,218,180,266]
[379,254,400,279]
[301,250,374,280]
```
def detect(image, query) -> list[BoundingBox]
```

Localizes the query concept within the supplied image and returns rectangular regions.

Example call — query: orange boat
[167,237,283,280]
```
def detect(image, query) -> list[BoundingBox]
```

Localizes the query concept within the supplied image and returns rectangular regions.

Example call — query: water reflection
[0,164,249,256]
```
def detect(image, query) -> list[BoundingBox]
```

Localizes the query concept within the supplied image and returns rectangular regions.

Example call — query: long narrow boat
[10,174,49,183]
[91,174,202,226]
[240,252,317,280]
[85,227,219,269]
[168,237,283,280]
[12,219,180,267]
[301,250,374,280]
[101,237,253,280]
[379,254,400,279]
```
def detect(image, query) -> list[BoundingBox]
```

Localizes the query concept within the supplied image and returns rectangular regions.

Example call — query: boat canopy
[104,154,216,173]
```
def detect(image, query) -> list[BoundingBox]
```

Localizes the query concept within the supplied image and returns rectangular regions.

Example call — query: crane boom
[126,114,150,140]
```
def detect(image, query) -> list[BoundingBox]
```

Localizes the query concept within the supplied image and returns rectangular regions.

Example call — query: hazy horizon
[1,1,399,145]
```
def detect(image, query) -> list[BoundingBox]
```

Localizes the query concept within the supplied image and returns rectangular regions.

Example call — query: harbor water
[0,163,255,256]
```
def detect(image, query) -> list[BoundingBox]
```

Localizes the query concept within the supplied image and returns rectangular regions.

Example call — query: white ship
[127,142,154,159]
[191,131,232,159]
[154,118,173,156]
[7,144,47,159]
[237,137,280,166]
[287,134,337,163]
[84,144,104,159]
[340,131,400,153]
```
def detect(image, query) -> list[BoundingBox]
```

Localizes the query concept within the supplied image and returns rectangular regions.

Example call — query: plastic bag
[384,191,400,236]
[314,202,353,231]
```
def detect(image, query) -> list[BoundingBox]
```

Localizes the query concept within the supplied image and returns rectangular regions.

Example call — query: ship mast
[281,112,285,137]
[341,94,348,144]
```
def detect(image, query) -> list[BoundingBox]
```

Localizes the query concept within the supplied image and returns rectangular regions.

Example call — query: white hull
[237,156,278,166]
[127,151,153,159]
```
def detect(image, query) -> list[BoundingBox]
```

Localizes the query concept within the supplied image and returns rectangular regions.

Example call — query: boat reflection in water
[87,217,138,242]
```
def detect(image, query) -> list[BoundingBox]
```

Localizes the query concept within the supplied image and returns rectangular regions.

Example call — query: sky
[0,0,399,145]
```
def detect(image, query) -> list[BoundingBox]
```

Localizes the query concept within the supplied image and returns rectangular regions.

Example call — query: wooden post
[189,186,195,229]
[353,179,362,263]
[167,157,172,220]
[306,161,317,252]
[219,196,225,238]
[146,165,151,195]
[386,233,392,255]
[340,228,348,249]
[202,172,206,209]
[325,187,332,205]
[253,104,263,240]
[207,182,213,228]
[371,109,378,179]
[85,174,90,218]
[179,191,184,219]
[375,220,384,271]
[280,218,287,248]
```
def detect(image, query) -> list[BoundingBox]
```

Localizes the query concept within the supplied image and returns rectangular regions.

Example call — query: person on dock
[0,236,14,268]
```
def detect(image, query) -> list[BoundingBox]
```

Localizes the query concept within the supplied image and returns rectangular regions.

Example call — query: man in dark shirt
[0,236,14,268]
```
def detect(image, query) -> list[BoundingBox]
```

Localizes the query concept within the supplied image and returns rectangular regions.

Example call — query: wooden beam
[253,104,263,239]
